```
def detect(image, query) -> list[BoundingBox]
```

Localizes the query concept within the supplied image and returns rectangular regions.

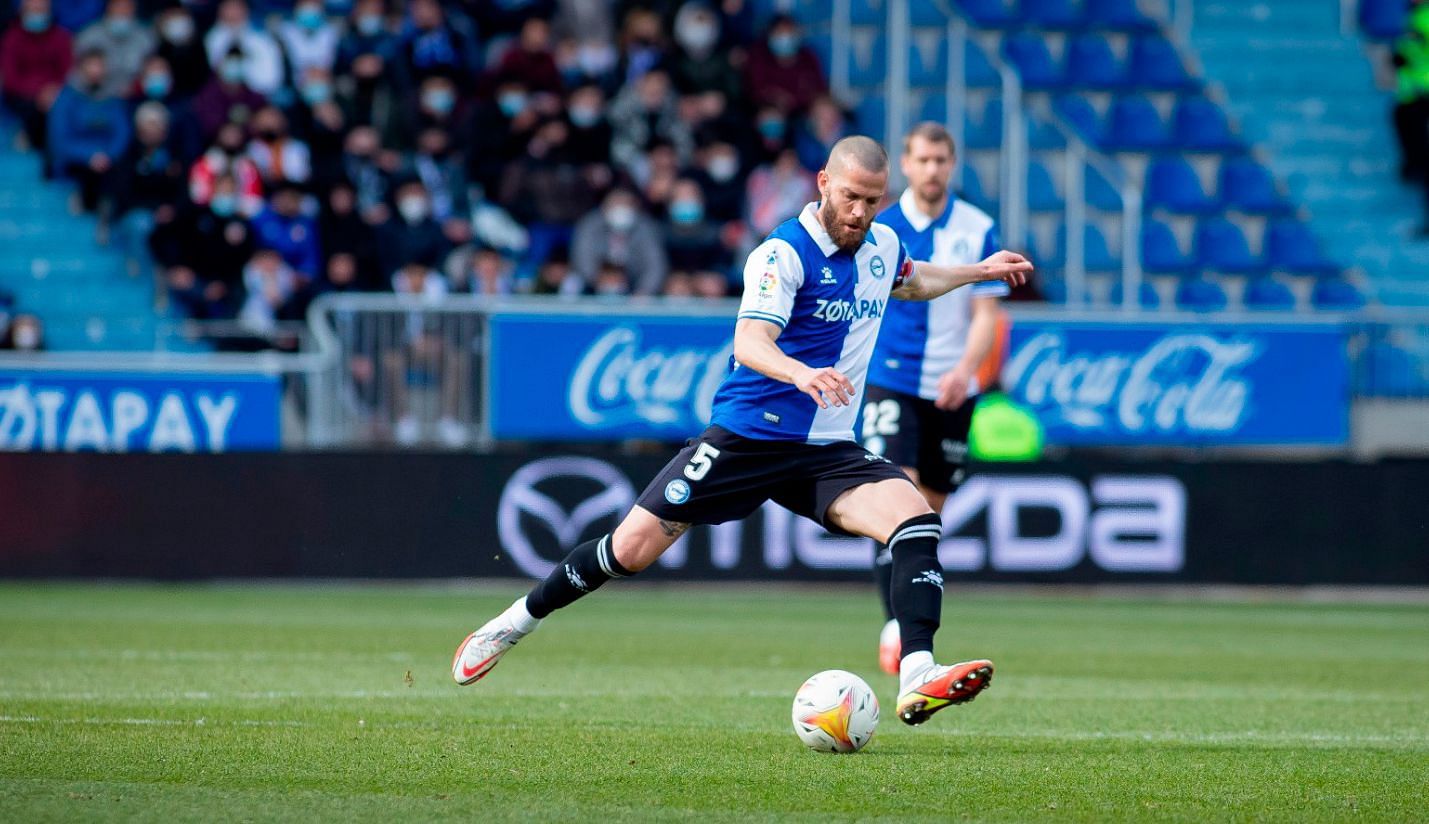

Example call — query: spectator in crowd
[319,179,381,288]
[48,49,131,213]
[153,5,210,99]
[609,68,693,174]
[334,0,399,124]
[553,35,621,95]
[1,0,74,153]
[290,66,349,187]
[500,116,602,276]
[110,102,186,283]
[131,54,202,160]
[386,258,467,447]
[554,0,616,46]
[247,105,312,185]
[239,247,299,334]
[276,0,340,79]
[412,127,469,222]
[669,2,740,101]
[564,83,614,167]
[51,0,105,35]
[571,187,667,295]
[795,95,848,173]
[190,121,263,216]
[664,177,733,280]
[617,7,667,88]
[204,0,285,96]
[75,0,156,99]
[746,145,817,237]
[400,0,482,86]
[191,45,268,140]
[378,178,453,276]
[251,180,321,279]
[752,104,791,164]
[743,14,827,115]
[0,314,46,352]
[591,259,632,296]
[152,173,255,318]
[468,76,540,195]
[497,16,564,97]
[693,139,746,223]
[334,125,394,219]
[633,138,680,216]
[447,242,516,295]
[385,72,469,153]
[530,249,580,295]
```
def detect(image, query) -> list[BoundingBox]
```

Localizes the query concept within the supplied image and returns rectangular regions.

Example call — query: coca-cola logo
[568,326,733,430]
[1004,331,1258,434]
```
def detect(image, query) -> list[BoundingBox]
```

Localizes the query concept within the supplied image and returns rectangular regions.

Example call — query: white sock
[899,650,935,693]
[503,596,541,634]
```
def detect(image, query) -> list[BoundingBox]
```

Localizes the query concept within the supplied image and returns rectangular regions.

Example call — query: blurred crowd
[1392,0,1429,233]
[0,0,854,334]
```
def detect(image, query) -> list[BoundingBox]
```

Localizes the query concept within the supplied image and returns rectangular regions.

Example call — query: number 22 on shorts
[683,443,721,481]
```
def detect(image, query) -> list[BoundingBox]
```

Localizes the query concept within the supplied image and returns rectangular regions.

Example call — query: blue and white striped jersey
[710,202,911,444]
[869,188,1007,401]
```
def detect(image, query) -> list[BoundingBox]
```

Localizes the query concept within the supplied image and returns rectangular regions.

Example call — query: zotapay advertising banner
[1004,321,1349,446]
[0,371,281,452]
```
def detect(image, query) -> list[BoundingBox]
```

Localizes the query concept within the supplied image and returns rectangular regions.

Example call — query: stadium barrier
[2,449,1424,584]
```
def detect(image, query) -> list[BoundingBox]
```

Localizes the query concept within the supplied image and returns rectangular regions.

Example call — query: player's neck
[911,192,949,221]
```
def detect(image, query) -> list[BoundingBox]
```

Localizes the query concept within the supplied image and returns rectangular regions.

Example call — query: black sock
[525,533,632,619]
[873,542,895,622]
[888,514,945,657]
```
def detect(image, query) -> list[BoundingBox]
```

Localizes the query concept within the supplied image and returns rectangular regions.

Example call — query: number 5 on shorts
[683,443,721,481]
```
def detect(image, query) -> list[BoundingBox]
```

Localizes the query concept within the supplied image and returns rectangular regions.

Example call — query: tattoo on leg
[657,519,691,538]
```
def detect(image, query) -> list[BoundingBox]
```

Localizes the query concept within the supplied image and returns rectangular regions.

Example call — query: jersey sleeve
[892,240,914,289]
[736,239,803,328]
[971,222,1010,297]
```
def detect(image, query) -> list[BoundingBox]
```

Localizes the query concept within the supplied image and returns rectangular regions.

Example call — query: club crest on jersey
[664,479,691,504]
[869,256,886,279]
[953,237,970,259]
[819,266,837,284]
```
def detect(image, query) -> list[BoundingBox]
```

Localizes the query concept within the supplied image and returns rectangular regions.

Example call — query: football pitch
[1,583,1425,823]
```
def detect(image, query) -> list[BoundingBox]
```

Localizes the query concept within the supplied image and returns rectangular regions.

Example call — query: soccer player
[864,122,1010,676]
[452,136,1032,725]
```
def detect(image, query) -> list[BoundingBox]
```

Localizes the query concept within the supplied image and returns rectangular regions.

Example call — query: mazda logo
[497,457,635,578]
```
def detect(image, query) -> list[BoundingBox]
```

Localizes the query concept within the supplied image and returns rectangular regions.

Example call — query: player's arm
[733,318,855,409]
[892,251,1032,302]
[934,295,1000,410]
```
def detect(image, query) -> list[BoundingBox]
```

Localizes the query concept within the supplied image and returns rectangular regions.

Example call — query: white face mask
[12,326,39,350]
[205,148,230,173]
[162,16,194,42]
[605,205,637,231]
[707,155,738,183]
[676,20,718,54]
[398,196,429,223]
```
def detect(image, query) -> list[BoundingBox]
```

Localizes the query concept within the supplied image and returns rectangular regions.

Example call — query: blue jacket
[47,83,130,169]
[251,208,322,279]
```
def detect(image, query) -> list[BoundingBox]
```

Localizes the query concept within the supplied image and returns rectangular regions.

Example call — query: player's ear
[816,169,829,201]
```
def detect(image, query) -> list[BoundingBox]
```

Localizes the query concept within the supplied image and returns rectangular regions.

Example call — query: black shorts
[860,384,976,494]
[635,425,909,535]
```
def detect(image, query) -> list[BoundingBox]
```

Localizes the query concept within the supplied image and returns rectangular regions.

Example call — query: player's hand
[935,366,973,411]
[977,250,1033,288]
[793,365,855,409]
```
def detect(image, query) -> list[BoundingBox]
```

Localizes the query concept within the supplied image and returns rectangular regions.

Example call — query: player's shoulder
[748,229,805,280]
[949,197,996,235]
[867,220,904,254]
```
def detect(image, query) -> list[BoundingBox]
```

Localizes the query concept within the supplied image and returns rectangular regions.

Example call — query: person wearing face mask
[384,74,468,154]
[109,102,185,288]
[743,13,827,115]
[131,56,201,161]
[669,2,741,102]
[48,49,132,213]
[564,83,612,166]
[496,17,564,96]
[277,0,340,79]
[189,122,264,216]
[335,0,397,113]
[153,8,211,99]
[608,68,694,177]
[399,0,481,87]
[251,180,322,279]
[467,78,540,197]
[1,315,46,352]
[204,0,285,96]
[1,0,75,154]
[570,188,668,296]
[75,0,157,99]
[663,177,732,283]
[795,95,850,173]
[410,127,469,222]
[246,105,312,186]
[752,104,791,163]
[151,173,256,319]
[692,140,746,223]
[378,179,453,278]
[191,46,269,141]
[617,8,666,87]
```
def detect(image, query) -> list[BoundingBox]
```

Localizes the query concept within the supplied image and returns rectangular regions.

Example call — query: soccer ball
[791,670,879,753]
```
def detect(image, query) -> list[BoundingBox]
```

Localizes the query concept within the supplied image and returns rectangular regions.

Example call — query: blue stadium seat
[1040,277,1069,304]
[1361,342,1426,396]
[909,36,949,88]
[1023,0,1086,29]
[911,4,949,26]
[850,0,885,25]
[1056,222,1120,271]
[1027,161,1062,212]
[1243,277,1297,311]
[919,94,948,123]
[1145,157,1220,215]
[1265,220,1340,275]
[1360,0,1408,39]
[855,96,885,135]
[1140,218,1193,274]
[1064,34,1126,90]
[1002,33,1065,89]
[782,0,834,26]
[958,164,992,209]
[1104,95,1167,150]
[965,99,1003,149]
[1175,277,1228,312]
[1127,36,1197,91]
[1054,94,1102,144]
[1109,279,1161,308]
[1084,0,1158,32]
[966,41,1001,88]
[808,32,833,76]
[1085,162,1123,211]
[1196,217,1266,274]
[1219,157,1292,215]
[956,0,1021,27]
[1311,278,1367,310]
[1028,115,1067,150]
[849,35,888,86]
[1171,97,1242,152]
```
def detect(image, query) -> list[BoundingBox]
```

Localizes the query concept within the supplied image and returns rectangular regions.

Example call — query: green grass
[1,583,1426,823]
